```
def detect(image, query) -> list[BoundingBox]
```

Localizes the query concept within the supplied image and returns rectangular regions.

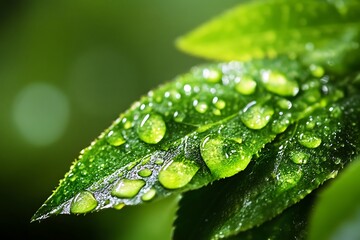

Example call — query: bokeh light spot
[12,82,70,146]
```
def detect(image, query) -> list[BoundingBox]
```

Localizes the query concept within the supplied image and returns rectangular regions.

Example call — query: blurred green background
[0,0,240,239]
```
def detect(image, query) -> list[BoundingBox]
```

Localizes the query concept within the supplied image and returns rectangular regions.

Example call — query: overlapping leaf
[174,92,360,239]
[32,57,344,222]
[176,0,360,72]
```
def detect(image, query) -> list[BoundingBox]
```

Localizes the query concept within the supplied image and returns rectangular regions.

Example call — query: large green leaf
[174,91,360,239]
[176,0,360,72]
[309,157,360,240]
[32,57,352,222]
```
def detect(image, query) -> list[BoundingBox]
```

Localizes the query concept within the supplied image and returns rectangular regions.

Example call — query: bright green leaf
[32,57,353,222]
[309,157,360,240]
[174,93,360,239]
[176,0,360,72]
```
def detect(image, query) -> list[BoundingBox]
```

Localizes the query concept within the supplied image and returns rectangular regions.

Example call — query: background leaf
[308,157,360,240]
[32,57,341,221]
[174,92,360,239]
[177,0,360,72]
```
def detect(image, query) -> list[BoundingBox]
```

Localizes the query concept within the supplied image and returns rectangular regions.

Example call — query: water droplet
[200,135,250,178]
[158,161,199,189]
[271,116,291,133]
[277,98,292,110]
[70,191,98,214]
[309,64,325,78]
[235,76,257,95]
[173,111,186,122]
[291,151,308,165]
[111,179,145,198]
[213,109,221,116]
[106,130,125,146]
[137,113,166,144]
[298,133,322,148]
[212,97,226,110]
[241,101,274,130]
[329,106,342,118]
[261,70,299,96]
[183,84,192,95]
[141,188,157,201]
[203,68,222,83]
[114,203,125,210]
[277,169,303,192]
[194,101,208,113]
[138,169,152,177]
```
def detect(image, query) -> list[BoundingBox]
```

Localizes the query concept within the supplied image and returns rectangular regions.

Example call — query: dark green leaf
[174,92,360,239]
[32,57,351,222]
[228,191,315,240]
[176,0,360,72]
[309,157,360,240]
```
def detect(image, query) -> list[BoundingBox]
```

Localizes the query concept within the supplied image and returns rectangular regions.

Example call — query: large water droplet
[141,188,157,201]
[235,76,257,95]
[137,113,166,144]
[261,70,299,96]
[111,179,145,198]
[290,151,308,165]
[70,191,98,214]
[200,135,250,178]
[298,133,322,148]
[241,101,274,130]
[203,68,222,83]
[106,130,125,146]
[138,169,152,178]
[158,161,199,189]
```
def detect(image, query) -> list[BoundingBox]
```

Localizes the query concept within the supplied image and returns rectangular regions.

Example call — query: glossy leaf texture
[309,157,360,240]
[174,90,360,239]
[176,0,360,72]
[32,57,355,222]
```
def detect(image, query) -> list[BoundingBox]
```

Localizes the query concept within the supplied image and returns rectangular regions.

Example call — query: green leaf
[32,57,352,222]
[176,0,360,71]
[174,93,360,239]
[228,191,314,240]
[308,157,360,240]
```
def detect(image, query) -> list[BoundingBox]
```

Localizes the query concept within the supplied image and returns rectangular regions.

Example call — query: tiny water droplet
[309,64,325,78]
[138,169,152,178]
[158,161,199,189]
[70,191,98,214]
[271,116,291,134]
[203,68,222,83]
[173,111,186,122]
[194,101,208,113]
[155,158,164,165]
[111,179,145,198]
[212,97,226,110]
[200,135,250,178]
[261,70,299,96]
[137,113,166,144]
[290,151,308,165]
[106,130,126,147]
[235,76,257,95]
[241,101,274,130]
[298,133,322,148]
[141,188,157,201]
[114,203,125,210]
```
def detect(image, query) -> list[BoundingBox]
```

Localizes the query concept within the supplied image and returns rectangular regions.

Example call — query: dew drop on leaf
[290,151,309,165]
[158,161,200,189]
[309,64,325,78]
[138,169,152,178]
[261,70,299,96]
[241,101,274,130]
[200,135,250,178]
[106,130,126,146]
[173,111,186,122]
[194,101,208,113]
[235,76,257,95]
[70,191,98,214]
[212,97,226,110]
[141,188,157,201]
[111,179,145,198]
[137,113,166,144]
[277,98,292,110]
[271,116,291,134]
[113,203,125,210]
[298,133,322,148]
[202,68,222,83]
